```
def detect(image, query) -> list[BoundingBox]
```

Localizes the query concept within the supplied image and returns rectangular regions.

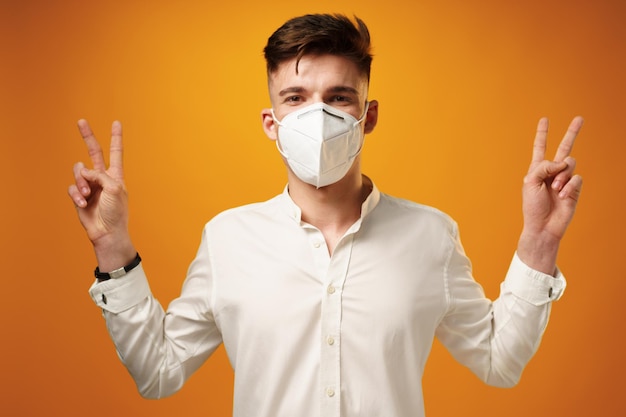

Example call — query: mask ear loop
[270,108,282,127]
[346,101,370,160]
[271,109,291,159]
[354,101,370,126]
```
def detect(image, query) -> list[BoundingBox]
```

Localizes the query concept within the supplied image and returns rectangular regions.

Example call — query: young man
[68,14,583,417]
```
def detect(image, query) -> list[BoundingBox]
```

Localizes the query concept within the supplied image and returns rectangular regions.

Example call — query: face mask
[272,102,369,188]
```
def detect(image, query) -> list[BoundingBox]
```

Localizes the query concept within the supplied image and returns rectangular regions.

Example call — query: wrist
[95,252,141,281]
[517,230,560,276]
[92,234,137,273]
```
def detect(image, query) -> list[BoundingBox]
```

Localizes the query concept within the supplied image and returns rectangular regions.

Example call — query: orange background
[1,0,624,416]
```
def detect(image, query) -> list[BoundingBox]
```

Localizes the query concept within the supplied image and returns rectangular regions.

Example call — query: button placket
[319,234,355,417]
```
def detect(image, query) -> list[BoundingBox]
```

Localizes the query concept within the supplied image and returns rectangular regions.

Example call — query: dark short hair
[263,14,373,81]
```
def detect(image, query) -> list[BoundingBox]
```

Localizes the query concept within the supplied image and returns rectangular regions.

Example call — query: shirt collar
[360,175,380,219]
[279,176,381,224]
[280,184,302,222]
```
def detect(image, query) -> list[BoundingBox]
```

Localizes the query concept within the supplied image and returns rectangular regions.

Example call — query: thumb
[80,168,126,196]
[526,160,568,184]
[80,167,115,187]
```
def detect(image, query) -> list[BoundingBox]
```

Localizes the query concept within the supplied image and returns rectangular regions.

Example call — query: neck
[288,165,373,254]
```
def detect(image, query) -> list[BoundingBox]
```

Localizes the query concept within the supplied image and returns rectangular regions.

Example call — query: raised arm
[517,116,584,275]
[68,119,136,272]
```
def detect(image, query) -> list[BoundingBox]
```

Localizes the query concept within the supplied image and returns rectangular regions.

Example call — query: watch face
[109,267,127,279]
[95,253,141,280]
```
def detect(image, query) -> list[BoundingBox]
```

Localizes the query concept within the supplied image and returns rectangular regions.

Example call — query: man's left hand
[517,116,584,275]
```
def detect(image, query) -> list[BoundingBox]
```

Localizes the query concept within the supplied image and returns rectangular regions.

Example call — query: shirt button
[327,285,336,294]
[327,336,335,346]
[326,388,335,397]
[313,241,321,248]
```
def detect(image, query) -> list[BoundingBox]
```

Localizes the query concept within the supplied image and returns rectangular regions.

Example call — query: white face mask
[272,102,369,188]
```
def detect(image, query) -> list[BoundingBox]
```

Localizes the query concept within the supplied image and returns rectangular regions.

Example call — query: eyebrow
[278,85,360,97]
[278,86,305,96]
[327,86,359,96]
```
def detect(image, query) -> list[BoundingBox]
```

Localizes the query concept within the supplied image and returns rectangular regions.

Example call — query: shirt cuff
[88,264,151,314]
[504,252,567,306]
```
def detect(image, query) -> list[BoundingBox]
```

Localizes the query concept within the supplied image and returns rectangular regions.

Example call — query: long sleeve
[88,229,223,398]
[435,225,566,387]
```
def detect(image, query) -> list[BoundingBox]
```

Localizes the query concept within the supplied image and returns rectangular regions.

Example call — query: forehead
[268,54,368,95]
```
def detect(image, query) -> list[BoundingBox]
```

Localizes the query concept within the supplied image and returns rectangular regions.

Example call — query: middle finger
[554,116,584,162]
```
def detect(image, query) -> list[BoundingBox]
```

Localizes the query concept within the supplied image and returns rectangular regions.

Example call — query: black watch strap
[94,253,142,281]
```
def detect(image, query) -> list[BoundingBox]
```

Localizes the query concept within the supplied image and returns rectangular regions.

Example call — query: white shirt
[89,182,565,417]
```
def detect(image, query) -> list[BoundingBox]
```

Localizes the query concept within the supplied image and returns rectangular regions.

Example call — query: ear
[364,100,379,134]
[261,108,278,140]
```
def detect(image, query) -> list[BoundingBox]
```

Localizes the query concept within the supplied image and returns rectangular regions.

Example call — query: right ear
[261,109,278,140]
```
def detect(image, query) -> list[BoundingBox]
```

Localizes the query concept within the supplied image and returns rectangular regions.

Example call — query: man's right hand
[68,119,136,272]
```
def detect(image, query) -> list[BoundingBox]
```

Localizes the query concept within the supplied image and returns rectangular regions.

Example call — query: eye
[284,95,302,103]
[327,95,356,107]
[331,95,349,102]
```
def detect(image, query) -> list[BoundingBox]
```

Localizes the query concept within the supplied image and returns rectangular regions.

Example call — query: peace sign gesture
[68,119,136,271]
[517,116,584,274]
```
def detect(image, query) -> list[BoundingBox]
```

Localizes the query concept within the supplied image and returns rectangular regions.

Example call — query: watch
[94,253,142,281]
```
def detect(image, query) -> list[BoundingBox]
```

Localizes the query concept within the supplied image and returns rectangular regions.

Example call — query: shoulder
[373,192,459,236]
[377,192,454,222]
[204,193,287,230]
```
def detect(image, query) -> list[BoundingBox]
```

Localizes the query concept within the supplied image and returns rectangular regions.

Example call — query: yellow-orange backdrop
[1,0,624,416]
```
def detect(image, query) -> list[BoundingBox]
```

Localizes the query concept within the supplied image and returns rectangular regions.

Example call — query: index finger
[530,117,549,167]
[78,119,106,171]
[554,116,584,162]
[108,120,124,179]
